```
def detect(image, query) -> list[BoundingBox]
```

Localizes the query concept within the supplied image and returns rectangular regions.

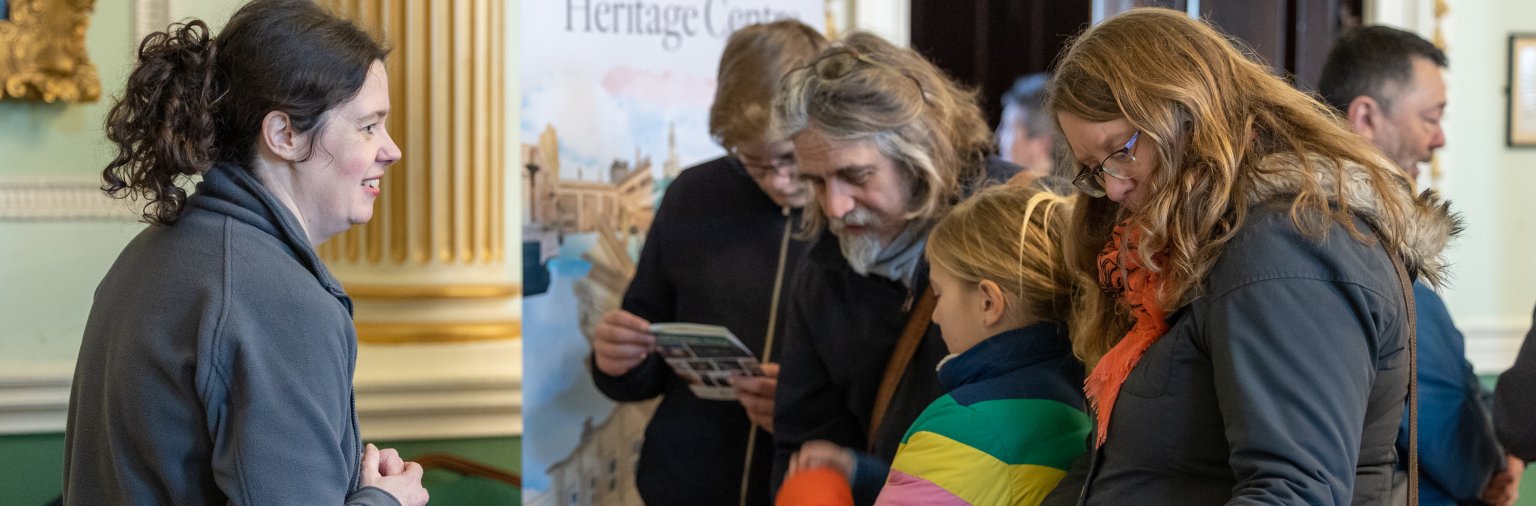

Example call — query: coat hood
[1243,153,1462,288]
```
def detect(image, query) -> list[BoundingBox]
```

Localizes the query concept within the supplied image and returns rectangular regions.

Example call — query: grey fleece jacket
[64,162,398,505]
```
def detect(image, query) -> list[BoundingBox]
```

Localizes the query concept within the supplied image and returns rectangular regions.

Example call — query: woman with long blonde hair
[1044,8,1458,505]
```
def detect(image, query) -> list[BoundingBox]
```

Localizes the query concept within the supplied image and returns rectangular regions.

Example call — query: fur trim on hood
[1242,153,1463,288]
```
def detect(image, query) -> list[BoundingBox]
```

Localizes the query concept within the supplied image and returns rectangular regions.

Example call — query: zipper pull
[902,290,915,312]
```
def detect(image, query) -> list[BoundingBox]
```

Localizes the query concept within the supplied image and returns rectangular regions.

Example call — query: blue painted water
[521,233,621,493]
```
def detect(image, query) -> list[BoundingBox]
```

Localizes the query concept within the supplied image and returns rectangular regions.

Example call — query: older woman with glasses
[1043,8,1459,506]
[587,19,827,506]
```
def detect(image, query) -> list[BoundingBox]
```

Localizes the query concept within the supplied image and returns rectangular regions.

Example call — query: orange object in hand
[776,467,854,506]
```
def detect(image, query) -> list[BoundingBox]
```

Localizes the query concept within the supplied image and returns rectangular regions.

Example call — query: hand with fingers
[361,443,430,506]
[787,440,855,481]
[593,310,657,377]
[1480,454,1524,506]
[376,446,406,477]
[731,363,779,433]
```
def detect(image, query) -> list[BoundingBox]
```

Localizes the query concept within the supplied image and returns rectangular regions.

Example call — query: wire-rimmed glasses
[1073,131,1140,198]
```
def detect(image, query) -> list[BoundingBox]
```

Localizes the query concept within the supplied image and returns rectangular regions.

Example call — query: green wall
[0,0,249,366]
[0,221,146,367]
[0,0,246,175]
[0,433,521,506]
[0,0,144,369]
[1,434,67,506]
[1437,0,1536,324]
[0,0,126,179]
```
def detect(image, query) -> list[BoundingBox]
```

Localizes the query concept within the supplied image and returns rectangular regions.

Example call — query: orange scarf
[1084,221,1170,448]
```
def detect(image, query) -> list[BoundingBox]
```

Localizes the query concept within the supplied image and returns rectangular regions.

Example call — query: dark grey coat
[1495,306,1536,461]
[1047,200,1454,506]
[1042,148,1461,506]
[64,163,397,505]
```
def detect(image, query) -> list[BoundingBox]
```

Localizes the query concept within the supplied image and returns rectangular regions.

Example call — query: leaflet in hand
[650,323,763,401]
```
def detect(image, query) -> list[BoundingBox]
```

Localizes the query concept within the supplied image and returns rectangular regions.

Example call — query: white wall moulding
[355,378,523,440]
[354,339,524,440]
[0,340,524,438]
[1464,320,1530,375]
[0,177,139,221]
[0,363,73,435]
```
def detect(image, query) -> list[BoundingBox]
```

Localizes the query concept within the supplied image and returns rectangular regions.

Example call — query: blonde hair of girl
[925,184,1075,326]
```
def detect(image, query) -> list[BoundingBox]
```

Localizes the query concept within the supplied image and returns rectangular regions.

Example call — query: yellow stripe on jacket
[885,430,1068,505]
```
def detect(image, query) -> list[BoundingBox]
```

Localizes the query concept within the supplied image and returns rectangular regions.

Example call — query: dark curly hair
[102,0,388,225]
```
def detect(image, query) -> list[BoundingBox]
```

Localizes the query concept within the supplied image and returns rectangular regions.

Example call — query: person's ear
[1347,96,1381,141]
[977,279,1008,328]
[260,111,307,162]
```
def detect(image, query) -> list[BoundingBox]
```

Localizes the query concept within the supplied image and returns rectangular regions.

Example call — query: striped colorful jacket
[875,323,1089,506]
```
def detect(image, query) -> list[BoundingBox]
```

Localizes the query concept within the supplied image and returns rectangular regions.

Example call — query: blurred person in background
[1320,24,1519,506]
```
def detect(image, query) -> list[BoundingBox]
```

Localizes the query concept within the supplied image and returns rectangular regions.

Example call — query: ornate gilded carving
[0,0,101,102]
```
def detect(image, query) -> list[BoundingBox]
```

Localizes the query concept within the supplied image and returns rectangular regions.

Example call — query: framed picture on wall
[1509,34,1536,147]
[0,0,100,102]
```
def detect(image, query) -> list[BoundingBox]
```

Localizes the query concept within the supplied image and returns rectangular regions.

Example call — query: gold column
[318,0,515,344]
[1429,0,1449,188]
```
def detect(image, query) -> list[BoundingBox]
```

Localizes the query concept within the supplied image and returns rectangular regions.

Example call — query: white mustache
[830,207,878,233]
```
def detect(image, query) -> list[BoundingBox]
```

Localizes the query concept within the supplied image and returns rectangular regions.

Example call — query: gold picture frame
[0,0,100,102]
[1510,34,1536,146]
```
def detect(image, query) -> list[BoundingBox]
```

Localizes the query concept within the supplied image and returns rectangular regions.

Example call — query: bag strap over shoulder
[867,286,937,453]
[1385,241,1418,506]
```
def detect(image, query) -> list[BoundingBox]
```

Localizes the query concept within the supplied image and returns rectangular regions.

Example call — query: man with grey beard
[768,32,1021,505]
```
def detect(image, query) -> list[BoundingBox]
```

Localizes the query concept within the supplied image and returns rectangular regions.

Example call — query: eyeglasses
[1072,131,1140,198]
[732,148,797,179]
[802,47,931,106]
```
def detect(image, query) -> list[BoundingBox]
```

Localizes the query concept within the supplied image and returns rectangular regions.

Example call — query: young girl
[783,183,1090,505]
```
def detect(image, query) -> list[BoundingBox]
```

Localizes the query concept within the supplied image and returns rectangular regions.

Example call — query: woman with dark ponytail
[65,1,427,504]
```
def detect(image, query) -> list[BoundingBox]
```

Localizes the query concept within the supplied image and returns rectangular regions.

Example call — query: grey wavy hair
[772,31,993,237]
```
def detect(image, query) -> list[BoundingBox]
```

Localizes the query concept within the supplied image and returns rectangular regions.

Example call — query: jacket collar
[1245,153,1461,287]
[938,321,1072,391]
[187,162,352,306]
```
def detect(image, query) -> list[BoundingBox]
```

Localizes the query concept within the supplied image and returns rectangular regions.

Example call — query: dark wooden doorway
[908,0,1093,129]
[908,0,1366,128]
[1100,0,1365,91]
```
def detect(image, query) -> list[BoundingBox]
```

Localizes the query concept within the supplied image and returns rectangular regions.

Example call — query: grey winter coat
[1046,154,1459,505]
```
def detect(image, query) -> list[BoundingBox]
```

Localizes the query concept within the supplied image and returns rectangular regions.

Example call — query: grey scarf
[861,219,930,289]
